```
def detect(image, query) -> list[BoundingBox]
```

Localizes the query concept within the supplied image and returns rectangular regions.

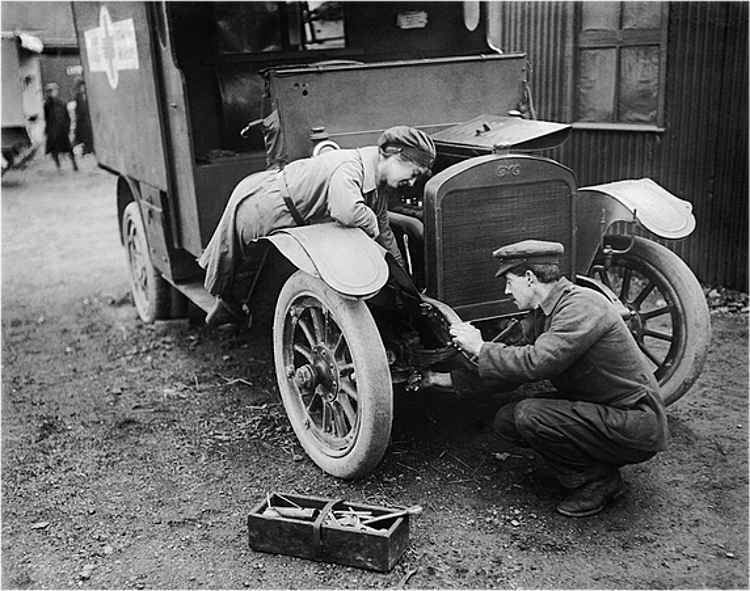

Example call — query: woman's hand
[449,322,484,358]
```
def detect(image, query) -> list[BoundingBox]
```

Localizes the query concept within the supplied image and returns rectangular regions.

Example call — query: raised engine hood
[432,114,571,154]
[265,54,530,162]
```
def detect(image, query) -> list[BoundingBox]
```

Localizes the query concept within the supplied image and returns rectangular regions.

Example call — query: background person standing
[73,78,94,156]
[43,83,78,171]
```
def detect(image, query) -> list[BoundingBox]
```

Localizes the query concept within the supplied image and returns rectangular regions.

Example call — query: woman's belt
[277,171,307,226]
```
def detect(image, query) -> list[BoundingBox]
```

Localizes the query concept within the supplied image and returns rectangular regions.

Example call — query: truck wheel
[274,271,393,479]
[122,202,169,323]
[590,235,710,406]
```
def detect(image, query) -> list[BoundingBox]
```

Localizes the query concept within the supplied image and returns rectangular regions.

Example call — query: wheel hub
[293,365,318,390]
[626,305,644,341]
[293,344,339,398]
[127,226,148,303]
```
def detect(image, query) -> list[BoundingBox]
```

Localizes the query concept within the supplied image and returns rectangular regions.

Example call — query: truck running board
[169,280,215,313]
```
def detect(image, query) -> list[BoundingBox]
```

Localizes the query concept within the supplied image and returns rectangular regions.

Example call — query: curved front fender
[264,224,389,297]
[578,178,696,239]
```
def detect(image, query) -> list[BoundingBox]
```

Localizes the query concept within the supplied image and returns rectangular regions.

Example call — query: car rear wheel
[589,235,711,405]
[122,201,169,323]
[273,271,393,479]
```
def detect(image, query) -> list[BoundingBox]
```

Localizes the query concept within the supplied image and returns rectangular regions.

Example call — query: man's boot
[556,470,624,518]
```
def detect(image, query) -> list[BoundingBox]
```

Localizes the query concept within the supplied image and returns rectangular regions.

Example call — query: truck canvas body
[2,33,42,172]
[73,1,710,478]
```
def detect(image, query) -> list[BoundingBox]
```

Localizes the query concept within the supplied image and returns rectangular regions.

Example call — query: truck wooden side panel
[72,2,168,192]
[2,38,26,129]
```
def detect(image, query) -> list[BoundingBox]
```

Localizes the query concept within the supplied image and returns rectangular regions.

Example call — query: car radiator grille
[437,179,574,317]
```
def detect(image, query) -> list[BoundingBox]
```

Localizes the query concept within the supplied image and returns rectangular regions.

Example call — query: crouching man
[416,240,669,517]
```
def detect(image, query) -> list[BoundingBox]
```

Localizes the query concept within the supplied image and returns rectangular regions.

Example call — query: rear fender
[264,224,389,298]
[116,175,139,243]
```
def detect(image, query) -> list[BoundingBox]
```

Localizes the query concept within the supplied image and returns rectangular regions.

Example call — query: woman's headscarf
[378,126,436,170]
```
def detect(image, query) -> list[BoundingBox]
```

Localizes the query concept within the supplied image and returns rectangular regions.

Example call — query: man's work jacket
[474,277,669,451]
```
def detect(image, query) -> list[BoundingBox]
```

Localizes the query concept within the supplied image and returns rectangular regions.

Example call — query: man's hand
[405,370,454,392]
[449,322,485,357]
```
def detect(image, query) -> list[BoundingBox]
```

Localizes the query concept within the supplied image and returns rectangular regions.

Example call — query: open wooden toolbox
[247,492,412,572]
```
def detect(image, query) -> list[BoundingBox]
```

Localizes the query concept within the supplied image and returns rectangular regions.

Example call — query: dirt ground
[2,156,748,590]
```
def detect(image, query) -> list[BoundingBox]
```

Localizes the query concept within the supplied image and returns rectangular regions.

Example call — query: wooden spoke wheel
[273,271,393,479]
[590,235,711,405]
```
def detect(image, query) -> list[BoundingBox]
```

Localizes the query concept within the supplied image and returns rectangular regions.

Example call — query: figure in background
[43,83,78,171]
[73,78,94,156]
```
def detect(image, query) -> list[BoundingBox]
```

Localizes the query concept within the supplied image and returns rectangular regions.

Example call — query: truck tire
[122,202,169,323]
[590,235,711,406]
[274,270,393,479]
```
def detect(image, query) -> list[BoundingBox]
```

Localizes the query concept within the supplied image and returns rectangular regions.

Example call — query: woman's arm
[371,192,405,267]
[326,161,380,238]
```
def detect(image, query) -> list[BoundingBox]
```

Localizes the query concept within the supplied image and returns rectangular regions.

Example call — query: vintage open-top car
[74,1,710,479]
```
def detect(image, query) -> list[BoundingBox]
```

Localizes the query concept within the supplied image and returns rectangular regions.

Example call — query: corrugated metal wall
[489,1,572,123]
[691,2,749,291]
[489,1,748,290]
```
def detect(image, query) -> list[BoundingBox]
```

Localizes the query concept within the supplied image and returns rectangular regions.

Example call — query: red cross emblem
[84,6,139,90]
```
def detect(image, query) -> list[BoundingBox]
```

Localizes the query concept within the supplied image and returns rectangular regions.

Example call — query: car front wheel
[273,271,393,479]
[589,235,711,405]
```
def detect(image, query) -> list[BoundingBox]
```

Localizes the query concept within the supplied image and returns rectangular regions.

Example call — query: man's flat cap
[492,239,564,277]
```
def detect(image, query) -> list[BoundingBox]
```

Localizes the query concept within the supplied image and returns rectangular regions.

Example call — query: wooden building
[489,1,748,290]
